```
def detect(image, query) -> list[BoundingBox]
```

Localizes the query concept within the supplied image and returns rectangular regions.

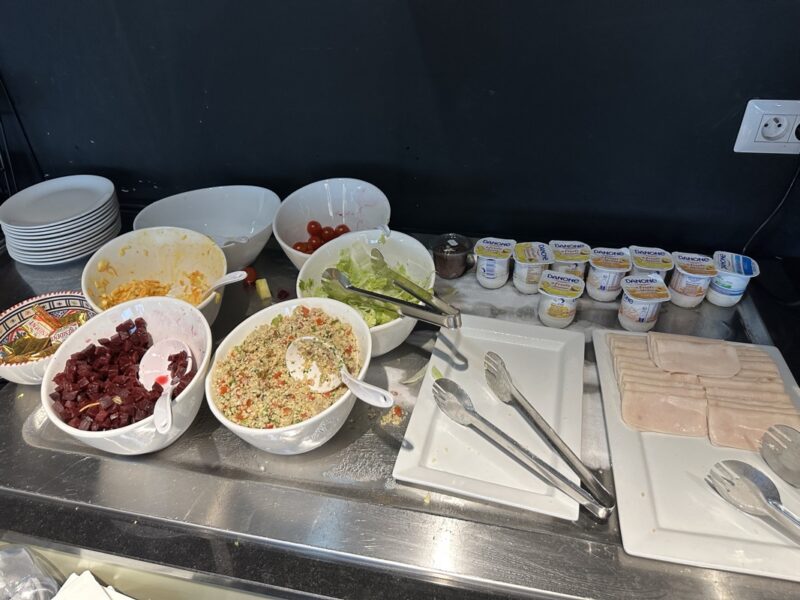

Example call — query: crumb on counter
[381,404,405,426]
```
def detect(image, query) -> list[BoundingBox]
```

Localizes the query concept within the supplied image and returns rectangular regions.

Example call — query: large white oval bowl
[273,178,390,270]
[81,227,227,326]
[205,298,372,455]
[296,229,435,356]
[40,297,212,456]
[133,186,280,271]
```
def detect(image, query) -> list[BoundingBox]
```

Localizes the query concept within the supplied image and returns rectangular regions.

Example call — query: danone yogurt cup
[586,247,632,302]
[669,252,717,308]
[618,274,671,332]
[537,270,585,329]
[707,251,760,307]
[475,237,516,289]
[512,242,554,294]
[629,245,674,279]
[549,240,590,279]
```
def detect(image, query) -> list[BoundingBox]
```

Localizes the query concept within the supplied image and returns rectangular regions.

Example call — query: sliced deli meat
[647,332,741,377]
[708,404,800,451]
[621,391,707,437]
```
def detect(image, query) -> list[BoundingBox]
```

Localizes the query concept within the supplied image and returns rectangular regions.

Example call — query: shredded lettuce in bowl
[299,244,432,327]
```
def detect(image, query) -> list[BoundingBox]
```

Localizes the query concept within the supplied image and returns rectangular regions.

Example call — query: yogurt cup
[549,240,590,279]
[475,237,515,289]
[629,245,674,279]
[668,252,717,308]
[707,251,760,307]
[586,247,632,302]
[618,274,671,332]
[512,242,554,294]
[537,270,585,329]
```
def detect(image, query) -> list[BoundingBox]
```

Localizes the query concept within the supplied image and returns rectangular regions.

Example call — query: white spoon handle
[341,369,394,408]
[153,385,174,434]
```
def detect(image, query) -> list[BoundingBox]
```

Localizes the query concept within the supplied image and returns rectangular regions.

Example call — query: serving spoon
[139,338,194,433]
[168,270,247,301]
[285,336,393,408]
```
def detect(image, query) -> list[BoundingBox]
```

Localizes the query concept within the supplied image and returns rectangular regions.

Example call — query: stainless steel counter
[0,241,796,599]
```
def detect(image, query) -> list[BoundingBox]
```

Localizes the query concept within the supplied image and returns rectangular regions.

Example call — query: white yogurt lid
[672,252,717,277]
[713,251,760,278]
[538,270,585,299]
[549,240,590,263]
[514,242,553,265]
[621,274,671,303]
[629,245,674,271]
[475,237,515,259]
[589,247,632,272]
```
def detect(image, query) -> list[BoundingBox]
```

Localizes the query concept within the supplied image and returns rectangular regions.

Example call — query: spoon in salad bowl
[285,336,393,408]
[139,338,194,433]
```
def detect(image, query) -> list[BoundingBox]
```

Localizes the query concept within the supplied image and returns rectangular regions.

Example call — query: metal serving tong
[433,377,613,520]
[321,249,461,329]
[484,351,616,516]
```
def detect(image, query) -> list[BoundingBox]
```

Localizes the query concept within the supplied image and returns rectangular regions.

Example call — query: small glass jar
[432,233,472,280]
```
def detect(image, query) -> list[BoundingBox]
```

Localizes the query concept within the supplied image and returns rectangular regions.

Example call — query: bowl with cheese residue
[81,227,227,325]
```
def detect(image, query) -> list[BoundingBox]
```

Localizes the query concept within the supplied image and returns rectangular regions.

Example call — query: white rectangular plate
[593,329,800,582]
[393,314,585,520]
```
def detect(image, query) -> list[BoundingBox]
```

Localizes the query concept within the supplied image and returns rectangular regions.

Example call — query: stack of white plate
[0,175,121,266]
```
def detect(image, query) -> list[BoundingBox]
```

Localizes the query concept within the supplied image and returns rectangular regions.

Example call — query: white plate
[593,329,800,582]
[7,222,121,266]
[7,217,121,258]
[5,210,120,252]
[0,175,115,229]
[393,315,585,520]
[2,199,118,240]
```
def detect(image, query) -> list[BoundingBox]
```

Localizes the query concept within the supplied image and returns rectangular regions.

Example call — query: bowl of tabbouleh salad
[205,297,372,454]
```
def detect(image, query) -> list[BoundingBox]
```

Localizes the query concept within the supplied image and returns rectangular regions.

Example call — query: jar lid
[548,240,590,263]
[514,242,553,265]
[475,237,515,259]
[672,252,717,277]
[538,270,585,299]
[629,245,674,271]
[589,247,631,271]
[621,274,671,303]
[713,251,760,278]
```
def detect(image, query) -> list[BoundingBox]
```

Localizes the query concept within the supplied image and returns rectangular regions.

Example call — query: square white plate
[393,314,585,520]
[593,329,800,582]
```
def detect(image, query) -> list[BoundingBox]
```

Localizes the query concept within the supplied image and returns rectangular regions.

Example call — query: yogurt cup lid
[514,242,554,264]
[629,245,674,271]
[713,251,760,278]
[672,252,717,277]
[589,247,632,271]
[538,270,585,299]
[549,240,590,263]
[621,274,671,303]
[475,237,515,259]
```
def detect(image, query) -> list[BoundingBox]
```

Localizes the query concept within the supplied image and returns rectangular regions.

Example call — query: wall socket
[734,99,800,154]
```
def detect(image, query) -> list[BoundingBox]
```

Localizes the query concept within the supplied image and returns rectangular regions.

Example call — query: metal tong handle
[765,499,800,543]
[467,412,611,520]
[502,373,615,512]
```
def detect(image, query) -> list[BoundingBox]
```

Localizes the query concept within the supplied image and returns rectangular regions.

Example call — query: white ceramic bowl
[205,298,372,455]
[81,227,227,325]
[0,291,95,385]
[274,178,391,270]
[296,229,435,356]
[133,186,280,271]
[40,297,212,455]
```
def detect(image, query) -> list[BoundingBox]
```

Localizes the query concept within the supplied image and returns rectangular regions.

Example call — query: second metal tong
[322,248,461,329]
[483,351,616,516]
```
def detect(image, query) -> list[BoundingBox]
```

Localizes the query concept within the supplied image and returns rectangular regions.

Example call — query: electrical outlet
[734,99,800,154]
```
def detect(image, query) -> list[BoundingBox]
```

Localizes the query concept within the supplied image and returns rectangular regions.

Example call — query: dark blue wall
[1,0,799,255]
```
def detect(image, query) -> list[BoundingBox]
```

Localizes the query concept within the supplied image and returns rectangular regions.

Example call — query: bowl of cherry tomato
[273,178,391,269]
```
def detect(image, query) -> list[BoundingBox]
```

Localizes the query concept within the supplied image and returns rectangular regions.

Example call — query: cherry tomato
[320,226,335,242]
[307,220,322,236]
[292,241,308,253]
[334,224,350,237]
[244,266,257,285]
[307,235,323,251]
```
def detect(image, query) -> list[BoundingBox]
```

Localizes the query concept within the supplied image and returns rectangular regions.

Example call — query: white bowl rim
[0,290,95,372]
[81,226,228,313]
[205,297,372,436]
[40,296,213,439]
[132,185,281,237]
[273,177,390,262]
[295,229,435,334]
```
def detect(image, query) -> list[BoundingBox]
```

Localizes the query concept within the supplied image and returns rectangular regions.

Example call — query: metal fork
[761,424,800,488]
[705,460,800,545]
[484,351,615,513]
